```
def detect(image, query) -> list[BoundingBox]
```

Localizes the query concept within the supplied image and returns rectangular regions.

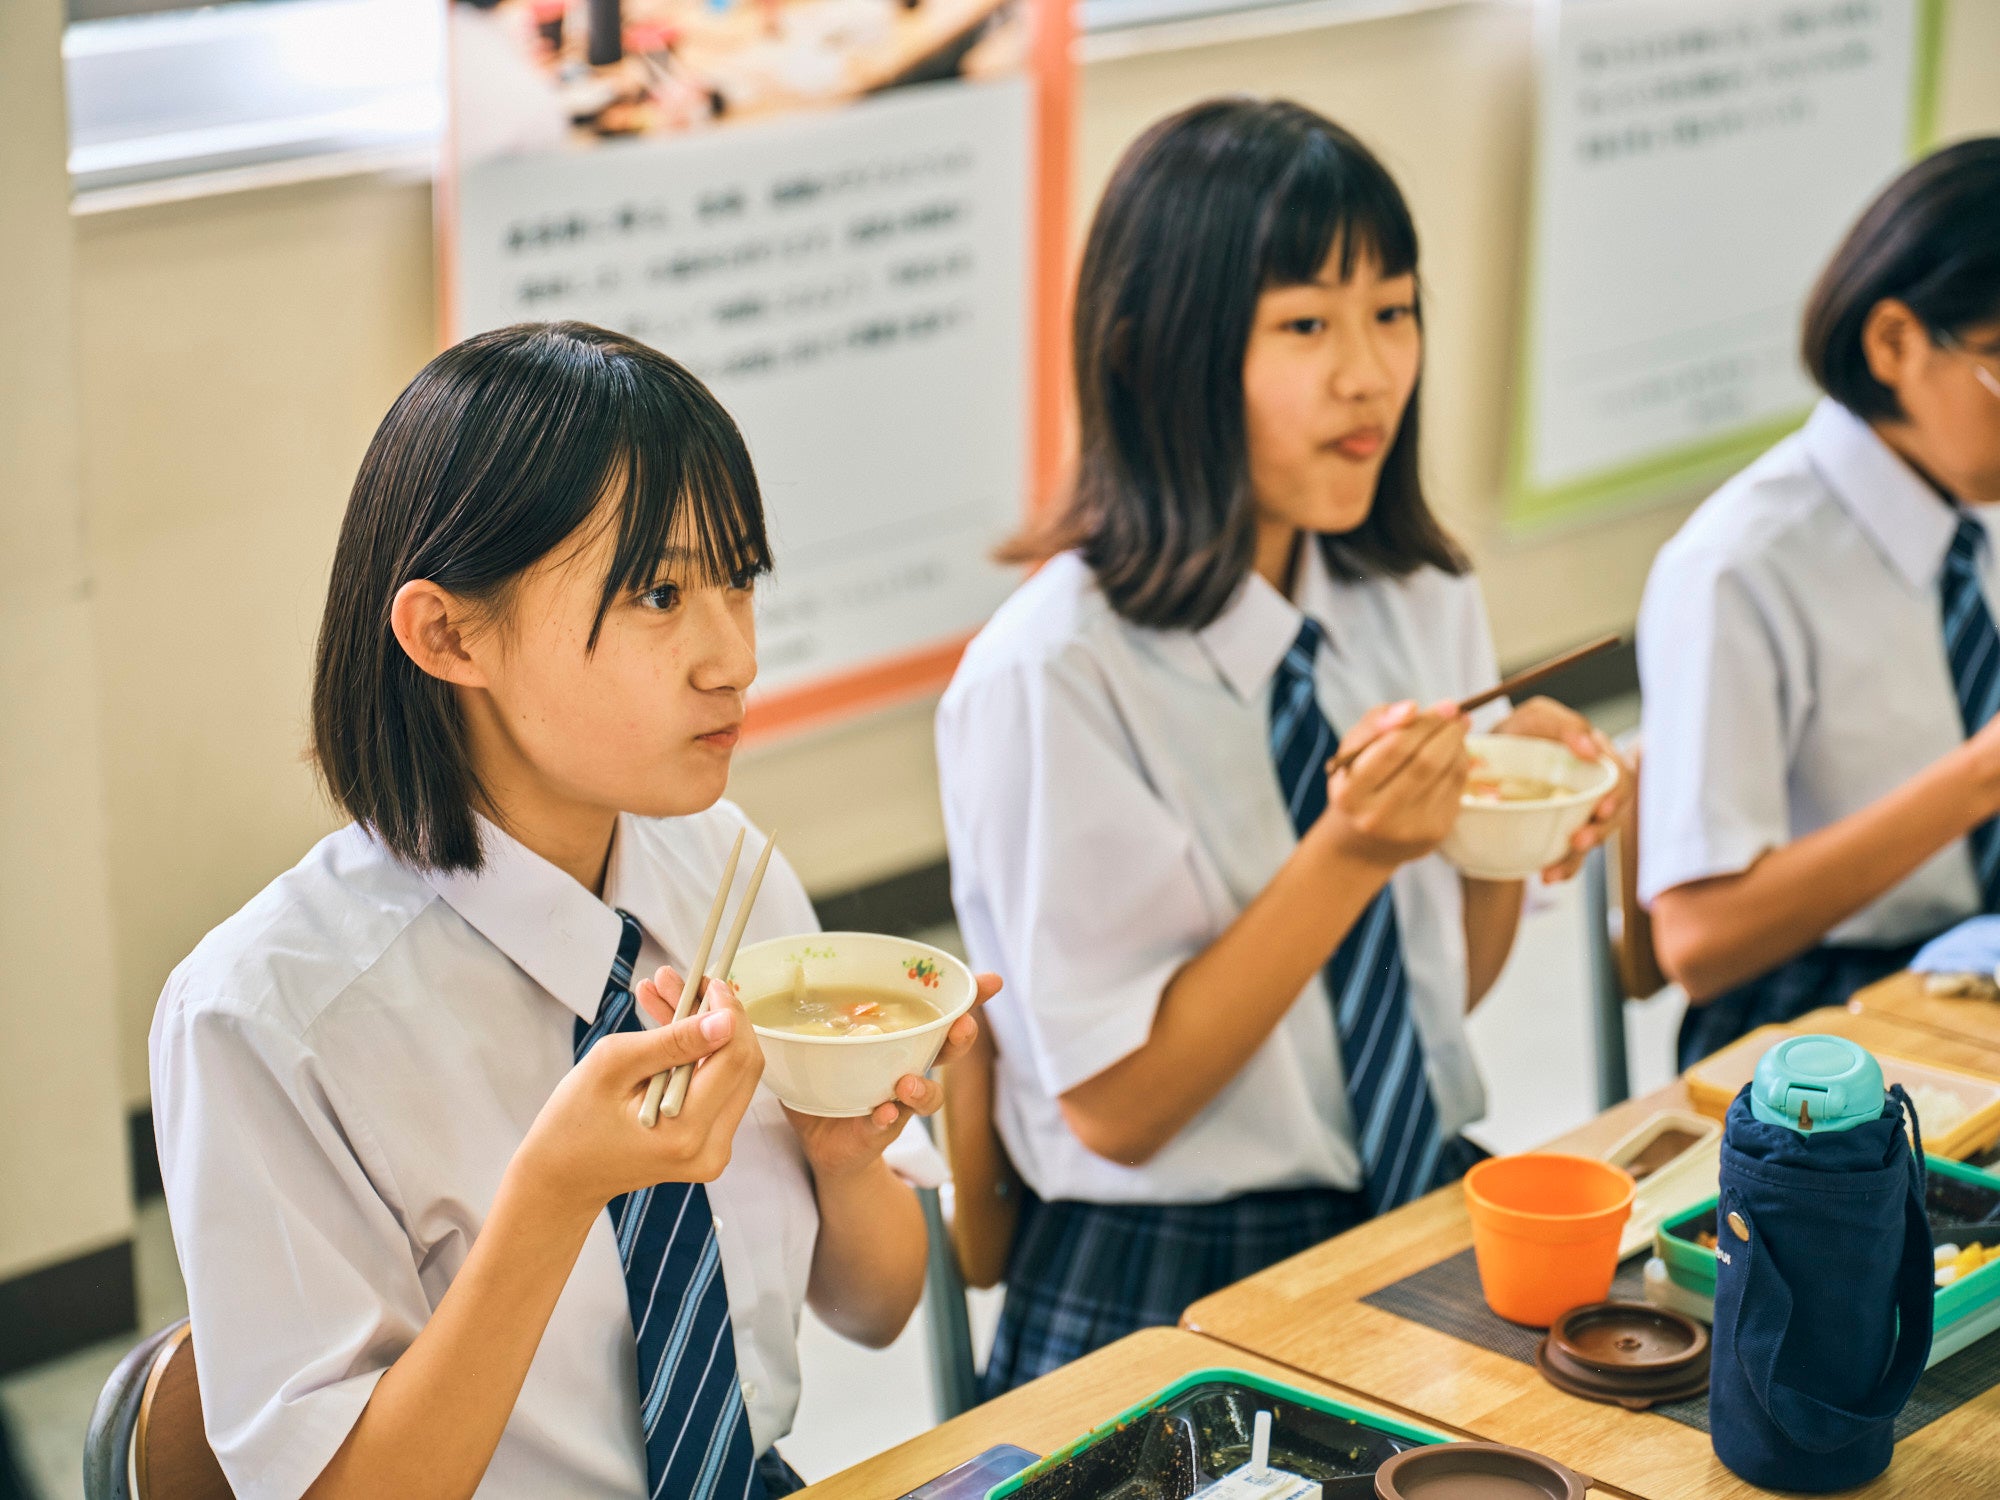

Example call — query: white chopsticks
[637,830,776,1127]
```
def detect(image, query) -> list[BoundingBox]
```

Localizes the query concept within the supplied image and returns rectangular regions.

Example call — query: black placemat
[1360,1248,2000,1439]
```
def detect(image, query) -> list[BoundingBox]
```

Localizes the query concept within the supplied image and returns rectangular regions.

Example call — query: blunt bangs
[1257,127,1420,293]
[395,324,769,647]
[592,353,771,647]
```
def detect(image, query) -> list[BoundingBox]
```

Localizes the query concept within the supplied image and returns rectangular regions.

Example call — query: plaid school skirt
[756,1449,806,1495]
[977,1184,1368,1397]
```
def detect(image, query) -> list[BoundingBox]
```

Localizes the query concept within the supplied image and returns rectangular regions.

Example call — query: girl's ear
[1861,297,1927,401]
[390,579,488,688]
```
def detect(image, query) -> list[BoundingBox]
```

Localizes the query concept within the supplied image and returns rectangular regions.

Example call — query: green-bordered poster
[1507,0,1947,531]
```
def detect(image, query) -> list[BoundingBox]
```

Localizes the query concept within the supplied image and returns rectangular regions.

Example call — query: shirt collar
[429,813,661,1025]
[1195,551,1318,702]
[1804,398,1963,590]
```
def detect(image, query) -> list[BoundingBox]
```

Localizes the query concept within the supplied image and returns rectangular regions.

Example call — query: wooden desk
[1848,971,2000,1062]
[1182,1009,2000,1499]
[796,1326,1621,1499]
[1807,995,2000,1081]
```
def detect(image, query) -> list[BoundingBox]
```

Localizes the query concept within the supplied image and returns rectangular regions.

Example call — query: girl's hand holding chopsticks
[1312,699,1471,870]
[1489,695,1635,882]
[779,971,1004,1183]
[512,978,764,1222]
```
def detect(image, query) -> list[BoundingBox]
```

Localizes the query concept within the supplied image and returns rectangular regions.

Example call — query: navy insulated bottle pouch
[1709,1084,1933,1491]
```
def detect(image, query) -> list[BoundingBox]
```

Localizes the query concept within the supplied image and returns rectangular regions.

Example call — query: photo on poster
[451,0,1029,162]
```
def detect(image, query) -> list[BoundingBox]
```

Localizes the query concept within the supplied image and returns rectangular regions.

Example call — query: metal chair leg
[1584,845,1631,1110]
[918,1186,980,1419]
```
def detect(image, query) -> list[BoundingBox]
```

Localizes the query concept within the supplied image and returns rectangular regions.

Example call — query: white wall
[0,0,133,1281]
[74,174,437,1112]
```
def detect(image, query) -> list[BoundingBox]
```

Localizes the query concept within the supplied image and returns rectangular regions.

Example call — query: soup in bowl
[731,931,977,1116]
[1439,733,1619,881]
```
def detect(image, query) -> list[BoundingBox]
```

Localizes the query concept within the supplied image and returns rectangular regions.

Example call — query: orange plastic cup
[1464,1153,1635,1327]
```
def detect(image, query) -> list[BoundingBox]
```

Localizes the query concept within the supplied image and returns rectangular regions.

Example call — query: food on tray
[1625,1127,1705,1183]
[1905,1083,1973,1140]
[1923,970,2000,1001]
[1932,1240,2000,1287]
[1694,1230,1719,1251]
[1189,1410,1321,1500]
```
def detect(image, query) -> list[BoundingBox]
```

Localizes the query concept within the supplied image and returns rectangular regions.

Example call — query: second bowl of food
[1439,733,1619,881]
[731,931,977,1117]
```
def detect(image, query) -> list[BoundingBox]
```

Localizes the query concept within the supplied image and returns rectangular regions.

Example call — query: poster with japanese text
[444,0,1071,732]
[1507,0,1942,530]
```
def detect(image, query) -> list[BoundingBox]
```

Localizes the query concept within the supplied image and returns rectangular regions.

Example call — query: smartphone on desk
[898,1443,1039,1499]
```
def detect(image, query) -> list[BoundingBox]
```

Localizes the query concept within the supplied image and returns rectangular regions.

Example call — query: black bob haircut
[312,321,769,873]
[1803,135,2000,422]
[1008,97,1464,629]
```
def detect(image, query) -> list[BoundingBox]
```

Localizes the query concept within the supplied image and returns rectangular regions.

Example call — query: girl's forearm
[1462,877,1525,1009]
[1059,828,1394,1166]
[805,1159,926,1348]
[1654,746,1999,1001]
[305,1166,598,1500]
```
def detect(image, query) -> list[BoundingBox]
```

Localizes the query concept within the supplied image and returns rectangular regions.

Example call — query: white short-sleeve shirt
[1638,399,1999,944]
[151,805,935,1500]
[935,546,1501,1206]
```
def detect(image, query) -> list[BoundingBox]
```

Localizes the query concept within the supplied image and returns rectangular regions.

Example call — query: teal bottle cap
[1749,1034,1885,1134]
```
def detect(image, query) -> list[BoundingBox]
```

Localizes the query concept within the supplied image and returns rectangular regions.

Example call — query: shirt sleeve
[937,650,1219,1097]
[152,987,425,1500]
[1636,546,1795,904]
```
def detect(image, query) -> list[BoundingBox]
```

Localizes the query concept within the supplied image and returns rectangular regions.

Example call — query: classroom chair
[921,1011,1022,1418]
[1581,747,1665,1109]
[84,1318,231,1500]
[917,1185,979,1418]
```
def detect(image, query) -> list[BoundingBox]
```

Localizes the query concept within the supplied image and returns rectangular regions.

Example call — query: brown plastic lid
[1534,1300,1710,1409]
[1374,1442,1587,1500]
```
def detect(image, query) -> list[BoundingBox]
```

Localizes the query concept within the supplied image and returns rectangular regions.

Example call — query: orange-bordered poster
[439,0,1074,737]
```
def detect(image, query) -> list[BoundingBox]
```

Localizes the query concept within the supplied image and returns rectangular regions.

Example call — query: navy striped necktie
[1941,516,2000,909]
[574,911,766,1500]
[1269,618,1448,1214]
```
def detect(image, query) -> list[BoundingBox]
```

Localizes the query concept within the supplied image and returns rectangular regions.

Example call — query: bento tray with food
[1600,1109,1722,1261]
[1651,1157,2000,1367]
[1682,1024,2000,1159]
[985,1370,1448,1500]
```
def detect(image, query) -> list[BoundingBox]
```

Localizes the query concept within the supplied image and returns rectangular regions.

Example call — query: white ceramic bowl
[732,931,976,1117]
[1439,733,1619,881]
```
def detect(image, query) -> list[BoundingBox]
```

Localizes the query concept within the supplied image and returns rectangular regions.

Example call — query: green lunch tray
[1655,1155,2000,1368]
[984,1368,1450,1500]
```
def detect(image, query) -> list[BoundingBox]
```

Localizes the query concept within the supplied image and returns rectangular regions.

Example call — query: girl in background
[937,100,1630,1393]
[1640,139,2000,1064]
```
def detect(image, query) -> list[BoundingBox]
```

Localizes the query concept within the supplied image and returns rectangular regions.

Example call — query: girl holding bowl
[936,99,1632,1393]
